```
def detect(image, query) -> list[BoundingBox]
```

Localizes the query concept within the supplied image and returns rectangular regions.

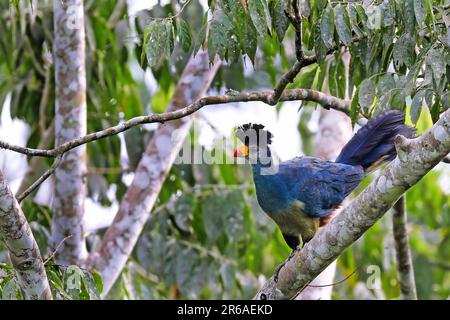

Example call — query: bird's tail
[335,111,415,172]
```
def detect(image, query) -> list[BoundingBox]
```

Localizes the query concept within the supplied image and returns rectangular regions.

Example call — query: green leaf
[221,1,258,64]
[413,0,427,27]
[348,4,364,37]
[426,48,446,84]
[355,4,369,34]
[320,5,335,48]
[393,33,415,71]
[378,73,396,95]
[143,20,174,67]
[314,22,327,66]
[404,0,416,35]
[175,247,196,289]
[248,0,272,36]
[358,78,376,112]
[194,11,209,55]
[381,0,395,27]
[350,87,361,127]
[334,4,352,46]
[366,5,382,30]
[177,19,193,52]
[208,16,229,61]
[270,0,289,42]
[410,90,425,125]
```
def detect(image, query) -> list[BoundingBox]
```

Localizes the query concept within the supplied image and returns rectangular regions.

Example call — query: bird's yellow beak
[233,145,249,158]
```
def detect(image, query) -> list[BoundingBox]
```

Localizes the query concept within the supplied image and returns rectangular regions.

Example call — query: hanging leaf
[378,73,396,96]
[426,48,446,85]
[335,4,352,46]
[350,87,361,127]
[393,33,415,71]
[348,4,364,37]
[320,5,335,48]
[177,19,193,52]
[366,5,382,30]
[314,22,327,66]
[270,0,289,42]
[208,14,230,61]
[194,11,209,55]
[358,78,376,112]
[410,90,425,125]
[413,0,427,27]
[381,0,395,27]
[143,20,174,67]
[221,0,258,64]
[248,0,272,36]
[404,0,417,35]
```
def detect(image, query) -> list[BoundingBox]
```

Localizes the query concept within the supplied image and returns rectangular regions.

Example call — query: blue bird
[233,111,414,279]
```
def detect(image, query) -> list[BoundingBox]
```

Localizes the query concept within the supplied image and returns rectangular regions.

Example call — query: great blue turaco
[233,111,414,280]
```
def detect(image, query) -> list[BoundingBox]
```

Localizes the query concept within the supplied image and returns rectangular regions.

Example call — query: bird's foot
[274,246,302,282]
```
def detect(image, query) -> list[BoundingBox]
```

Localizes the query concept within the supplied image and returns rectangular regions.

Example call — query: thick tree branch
[0,170,52,300]
[255,109,450,300]
[392,196,418,300]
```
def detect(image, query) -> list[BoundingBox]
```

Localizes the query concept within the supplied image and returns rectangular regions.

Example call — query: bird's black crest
[235,123,273,146]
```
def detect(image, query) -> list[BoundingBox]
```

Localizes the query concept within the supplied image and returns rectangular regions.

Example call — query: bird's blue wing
[277,157,364,217]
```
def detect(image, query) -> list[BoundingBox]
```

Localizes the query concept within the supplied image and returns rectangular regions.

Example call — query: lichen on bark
[0,170,52,300]
[51,0,88,265]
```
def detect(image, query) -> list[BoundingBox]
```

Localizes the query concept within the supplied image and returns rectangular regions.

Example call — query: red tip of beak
[233,149,238,157]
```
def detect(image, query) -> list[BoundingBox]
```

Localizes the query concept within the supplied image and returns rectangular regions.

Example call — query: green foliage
[0,262,103,300]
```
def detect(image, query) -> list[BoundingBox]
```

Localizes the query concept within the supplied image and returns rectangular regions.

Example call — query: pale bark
[0,170,52,300]
[296,108,352,300]
[255,109,450,300]
[84,50,221,295]
[392,196,417,299]
[51,0,88,265]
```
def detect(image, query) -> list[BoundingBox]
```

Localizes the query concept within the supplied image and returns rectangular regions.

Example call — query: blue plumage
[235,111,414,251]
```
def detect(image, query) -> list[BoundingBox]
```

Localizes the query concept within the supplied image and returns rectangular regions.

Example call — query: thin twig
[43,235,73,265]
[306,266,359,288]
[16,155,62,203]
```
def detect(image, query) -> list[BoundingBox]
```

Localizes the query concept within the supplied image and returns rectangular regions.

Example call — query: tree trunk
[0,170,52,300]
[51,0,87,265]
[85,50,220,295]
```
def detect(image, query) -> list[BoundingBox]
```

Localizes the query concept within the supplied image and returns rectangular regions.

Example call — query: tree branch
[0,89,349,158]
[16,156,62,203]
[392,196,418,300]
[16,121,54,198]
[0,170,52,300]
[254,109,450,300]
